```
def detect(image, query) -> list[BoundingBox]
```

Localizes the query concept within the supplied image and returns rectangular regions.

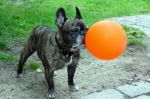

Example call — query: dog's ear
[75,7,82,19]
[55,7,67,28]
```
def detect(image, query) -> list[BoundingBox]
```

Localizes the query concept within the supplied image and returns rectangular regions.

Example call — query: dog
[17,7,88,98]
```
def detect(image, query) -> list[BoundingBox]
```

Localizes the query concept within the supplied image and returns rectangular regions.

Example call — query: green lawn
[0,0,150,48]
[0,0,149,60]
[0,0,150,67]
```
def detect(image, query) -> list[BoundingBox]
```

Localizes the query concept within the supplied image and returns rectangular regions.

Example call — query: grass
[0,0,149,64]
[27,61,41,70]
[0,0,150,49]
[123,25,145,46]
[0,52,16,61]
[0,40,8,49]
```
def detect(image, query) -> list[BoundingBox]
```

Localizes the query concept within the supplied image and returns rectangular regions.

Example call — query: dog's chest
[45,39,73,70]
[46,51,73,70]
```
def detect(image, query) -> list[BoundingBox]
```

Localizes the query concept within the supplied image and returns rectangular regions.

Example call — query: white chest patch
[65,56,73,66]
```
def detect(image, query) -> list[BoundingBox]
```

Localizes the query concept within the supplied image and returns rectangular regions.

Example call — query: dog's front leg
[67,55,80,92]
[40,54,56,99]
[44,68,55,99]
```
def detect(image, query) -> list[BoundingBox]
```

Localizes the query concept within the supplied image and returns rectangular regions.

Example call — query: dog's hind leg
[17,37,36,77]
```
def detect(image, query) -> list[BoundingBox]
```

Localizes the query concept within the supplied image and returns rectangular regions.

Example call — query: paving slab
[147,78,150,82]
[78,89,124,99]
[111,14,150,37]
[117,81,150,97]
[133,95,150,99]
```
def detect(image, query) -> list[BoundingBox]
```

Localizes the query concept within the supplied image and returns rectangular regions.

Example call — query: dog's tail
[23,27,37,53]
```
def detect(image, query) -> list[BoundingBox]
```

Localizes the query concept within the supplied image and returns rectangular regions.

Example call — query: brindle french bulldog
[17,7,88,98]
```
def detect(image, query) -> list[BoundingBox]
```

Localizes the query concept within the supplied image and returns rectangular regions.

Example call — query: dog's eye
[71,28,79,32]
[71,23,74,26]
[81,31,85,35]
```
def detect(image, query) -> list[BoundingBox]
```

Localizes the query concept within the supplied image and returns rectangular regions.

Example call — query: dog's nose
[72,46,77,49]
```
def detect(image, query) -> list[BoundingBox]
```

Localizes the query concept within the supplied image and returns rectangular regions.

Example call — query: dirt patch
[0,37,150,99]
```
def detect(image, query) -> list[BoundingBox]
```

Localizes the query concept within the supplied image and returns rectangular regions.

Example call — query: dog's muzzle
[72,34,83,47]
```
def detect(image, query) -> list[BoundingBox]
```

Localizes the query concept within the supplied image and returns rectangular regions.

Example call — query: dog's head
[55,7,88,51]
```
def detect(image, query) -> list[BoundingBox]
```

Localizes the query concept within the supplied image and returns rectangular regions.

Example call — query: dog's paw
[16,73,23,78]
[69,84,79,92]
[48,90,56,99]
[54,71,57,76]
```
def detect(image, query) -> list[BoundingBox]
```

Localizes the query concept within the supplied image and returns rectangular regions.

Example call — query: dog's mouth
[70,48,78,53]
[70,45,85,53]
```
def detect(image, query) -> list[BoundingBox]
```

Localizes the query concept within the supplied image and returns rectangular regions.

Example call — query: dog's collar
[55,35,75,58]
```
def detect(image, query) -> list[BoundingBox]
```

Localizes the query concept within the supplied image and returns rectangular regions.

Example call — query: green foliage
[123,25,145,46]
[0,40,8,49]
[0,52,16,61]
[0,0,149,48]
[27,61,41,70]
[0,0,148,70]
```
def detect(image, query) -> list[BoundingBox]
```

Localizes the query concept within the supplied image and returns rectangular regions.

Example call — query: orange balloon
[85,20,127,60]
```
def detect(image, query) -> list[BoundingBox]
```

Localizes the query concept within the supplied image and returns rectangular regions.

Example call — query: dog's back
[26,25,55,55]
